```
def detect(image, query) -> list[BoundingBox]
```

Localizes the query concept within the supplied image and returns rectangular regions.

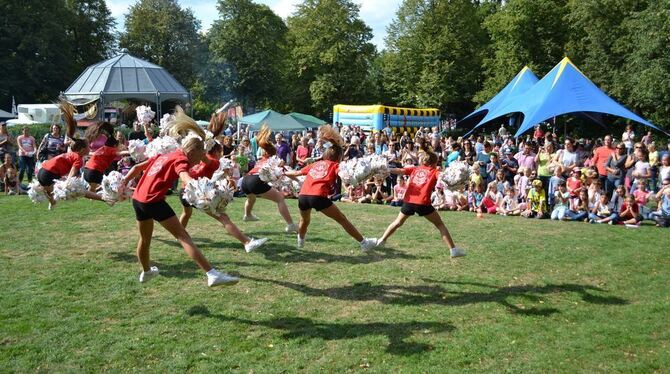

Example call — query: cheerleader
[82,122,129,191]
[122,112,238,287]
[285,125,378,250]
[376,151,465,258]
[178,113,268,253]
[240,124,297,233]
[37,138,105,208]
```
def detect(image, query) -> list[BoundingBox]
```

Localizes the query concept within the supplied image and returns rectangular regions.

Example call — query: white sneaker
[376,239,386,248]
[244,237,268,253]
[360,238,378,251]
[285,223,298,233]
[297,235,305,248]
[207,270,239,287]
[139,266,160,283]
[242,214,259,222]
[450,247,466,258]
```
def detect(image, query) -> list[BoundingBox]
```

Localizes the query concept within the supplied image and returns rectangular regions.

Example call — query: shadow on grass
[106,251,269,280]
[254,242,425,264]
[152,237,246,252]
[242,276,628,316]
[186,305,454,355]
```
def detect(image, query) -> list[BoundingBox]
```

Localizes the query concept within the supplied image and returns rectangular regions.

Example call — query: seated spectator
[548,167,564,208]
[565,189,589,222]
[551,180,570,220]
[522,179,547,218]
[431,183,449,210]
[498,186,522,216]
[567,167,583,198]
[651,179,670,227]
[390,176,407,207]
[469,182,484,212]
[1,154,20,195]
[633,179,651,219]
[341,183,365,203]
[479,181,501,214]
[470,165,484,188]
[619,195,642,226]
[589,194,611,223]
[453,185,469,211]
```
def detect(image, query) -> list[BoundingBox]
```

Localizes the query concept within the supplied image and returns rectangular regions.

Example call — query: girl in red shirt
[178,142,268,253]
[37,138,104,207]
[83,122,129,191]
[285,125,378,250]
[377,152,465,258]
[122,114,238,288]
[240,124,297,233]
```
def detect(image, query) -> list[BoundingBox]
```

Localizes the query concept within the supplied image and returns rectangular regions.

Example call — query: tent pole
[156,92,161,126]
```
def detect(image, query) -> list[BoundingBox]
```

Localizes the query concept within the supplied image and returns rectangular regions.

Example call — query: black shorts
[82,167,104,184]
[132,199,176,222]
[241,175,271,195]
[178,188,192,207]
[37,168,59,187]
[400,202,435,216]
[298,195,333,211]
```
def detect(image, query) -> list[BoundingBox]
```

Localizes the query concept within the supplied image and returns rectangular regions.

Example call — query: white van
[6,104,61,126]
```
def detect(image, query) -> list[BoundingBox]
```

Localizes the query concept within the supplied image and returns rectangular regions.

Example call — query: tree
[286,0,376,115]
[476,0,569,104]
[119,0,202,88]
[0,0,116,107]
[208,0,288,110]
[381,0,488,115]
[65,0,116,68]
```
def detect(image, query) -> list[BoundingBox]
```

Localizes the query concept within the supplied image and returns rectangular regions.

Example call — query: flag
[11,96,17,115]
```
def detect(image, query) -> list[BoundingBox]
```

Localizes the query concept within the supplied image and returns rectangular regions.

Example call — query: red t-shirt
[592,146,615,176]
[85,145,118,172]
[298,160,339,197]
[567,177,582,197]
[133,150,190,203]
[248,156,269,175]
[403,166,438,206]
[42,152,83,177]
[190,154,220,179]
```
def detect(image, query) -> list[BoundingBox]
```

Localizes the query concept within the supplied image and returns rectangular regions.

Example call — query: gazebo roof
[62,53,189,105]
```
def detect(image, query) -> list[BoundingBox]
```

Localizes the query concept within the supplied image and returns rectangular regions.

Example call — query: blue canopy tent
[238,109,306,131]
[483,57,665,137]
[459,66,539,135]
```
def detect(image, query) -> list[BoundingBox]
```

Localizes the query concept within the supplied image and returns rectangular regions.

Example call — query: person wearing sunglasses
[605,142,629,193]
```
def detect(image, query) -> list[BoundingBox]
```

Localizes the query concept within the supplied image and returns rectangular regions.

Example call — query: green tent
[238,109,305,131]
[287,112,326,128]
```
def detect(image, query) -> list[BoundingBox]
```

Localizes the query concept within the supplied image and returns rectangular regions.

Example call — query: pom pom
[100,171,130,203]
[128,139,147,162]
[159,113,176,136]
[52,177,89,201]
[337,155,388,186]
[258,156,284,184]
[136,105,155,125]
[27,179,48,204]
[180,131,203,149]
[218,157,234,170]
[146,136,179,158]
[182,177,234,215]
[440,161,471,191]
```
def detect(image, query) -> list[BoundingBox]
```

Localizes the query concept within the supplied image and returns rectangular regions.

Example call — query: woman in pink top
[16,126,36,182]
[390,175,407,206]
[295,137,310,169]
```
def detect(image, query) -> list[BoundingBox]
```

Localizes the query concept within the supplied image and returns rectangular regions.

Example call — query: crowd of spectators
[1,119,669,228]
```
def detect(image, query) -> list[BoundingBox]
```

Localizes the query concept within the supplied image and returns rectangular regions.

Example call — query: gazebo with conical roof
[61,52,191,120]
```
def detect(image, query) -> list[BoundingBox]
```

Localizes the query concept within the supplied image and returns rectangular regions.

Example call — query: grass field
[0,194,668,372]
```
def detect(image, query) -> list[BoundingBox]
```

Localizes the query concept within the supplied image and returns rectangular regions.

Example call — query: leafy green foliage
[286,0,376,115]
[119,0,202,88]
[208,0,289,110]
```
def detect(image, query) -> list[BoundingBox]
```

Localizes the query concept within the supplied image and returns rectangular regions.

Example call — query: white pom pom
[52,177,89,201]
[100,171,131,203]
[146,136,179,158]
[182,177,234,215]
[27,179,48,204]
[337,155,388,186]
[218,157,234,170]
[159,113,176,135]
[136,105,156,125]
[258,156,284,184]
[180,131,203,149]
[440,161,470,191]
[128,139,147,162]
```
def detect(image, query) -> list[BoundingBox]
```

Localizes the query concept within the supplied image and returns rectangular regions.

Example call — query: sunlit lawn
[0,194,668,372]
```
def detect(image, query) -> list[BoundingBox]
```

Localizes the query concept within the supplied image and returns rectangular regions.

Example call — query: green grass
[0,195,668,372]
